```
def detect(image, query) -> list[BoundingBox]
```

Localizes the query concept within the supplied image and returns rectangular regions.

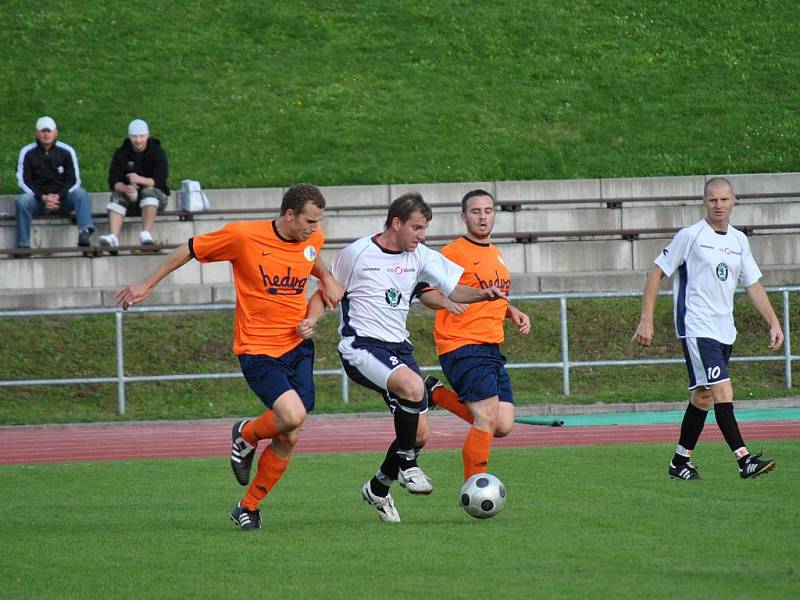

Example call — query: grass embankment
[1,443,798,598]
[1,1,798,194]
[1,296,796,424]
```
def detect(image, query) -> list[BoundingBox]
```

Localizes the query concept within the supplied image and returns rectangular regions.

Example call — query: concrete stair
[2,172,799,308]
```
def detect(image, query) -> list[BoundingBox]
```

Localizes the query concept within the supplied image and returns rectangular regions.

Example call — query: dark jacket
[16,140,81,201]
[108,137,170,195]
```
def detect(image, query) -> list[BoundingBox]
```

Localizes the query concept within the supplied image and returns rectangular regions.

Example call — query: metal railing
[0,287,796,415]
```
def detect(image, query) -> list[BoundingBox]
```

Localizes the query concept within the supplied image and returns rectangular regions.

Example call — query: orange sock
[242,410,280,446]
[462,427,493,481]
[432,387,474,424]
[242,446,291,510]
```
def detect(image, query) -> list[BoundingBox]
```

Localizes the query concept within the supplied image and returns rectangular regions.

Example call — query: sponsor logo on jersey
[304,245,317,261]
[715,262,729,281]
[700,244,714,250]
[259,265,308,295]
[361,266,381,272]
[391,266,416,275]
[475,270,512,292]
[662,248,669,255]
[385,287,403,307]
[722,247,741,256]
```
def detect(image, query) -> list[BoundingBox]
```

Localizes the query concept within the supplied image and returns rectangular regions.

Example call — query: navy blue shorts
[339,336,428,412]
[681,337,733,390]
[439,344,514,404]
[238,339,316,411]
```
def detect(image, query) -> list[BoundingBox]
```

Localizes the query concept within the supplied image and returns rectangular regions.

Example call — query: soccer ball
[460,473,506,519]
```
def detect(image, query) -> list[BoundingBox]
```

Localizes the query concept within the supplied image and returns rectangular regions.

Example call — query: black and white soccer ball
[460,473,506,519]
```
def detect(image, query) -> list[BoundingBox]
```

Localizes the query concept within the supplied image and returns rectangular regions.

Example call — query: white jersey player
[330,192,505,522]
[633,177,783,481]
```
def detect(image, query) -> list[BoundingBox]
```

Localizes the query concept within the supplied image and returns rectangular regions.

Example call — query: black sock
[714,403,748,466]
[393,403,420,470]
[673,402,708,465]
[379,439,401,482]
[369,477,391,497]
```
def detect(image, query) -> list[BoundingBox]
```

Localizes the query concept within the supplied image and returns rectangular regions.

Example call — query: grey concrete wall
[2,172,798,218]
[496,178,603,208]
[526,240,632,272]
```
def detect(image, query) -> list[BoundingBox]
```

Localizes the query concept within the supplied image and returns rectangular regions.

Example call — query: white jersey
[654,219,762,344]
[331,234,464,343]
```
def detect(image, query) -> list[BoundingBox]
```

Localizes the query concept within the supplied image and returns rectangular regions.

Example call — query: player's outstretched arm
[631,265,665,347]
[448,284,506,304]
[417,289,468,315]
[506,304,531,335]
[297,291,326,339]
[115,242,193,310]
[312,255,344,310]
[745,281,785,351]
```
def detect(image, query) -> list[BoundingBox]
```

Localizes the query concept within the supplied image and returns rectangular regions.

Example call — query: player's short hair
[461,189,495,213]
[704,177,733,198]
[280,183,326,215]
[384,192,432,229]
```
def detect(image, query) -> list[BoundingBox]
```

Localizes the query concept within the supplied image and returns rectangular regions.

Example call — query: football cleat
[361,481,401,523]
[669,460,701,480]
[739,452,776,479]
[424,375,444,409]
[398,465,433,494]
[230,420,255,486]
[230,502,261,530]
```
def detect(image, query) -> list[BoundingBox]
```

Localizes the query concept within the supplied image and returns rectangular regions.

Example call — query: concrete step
[3,264,799,309]
[3,231,798,293]
[4,200,798,250]
[3,172,797,218]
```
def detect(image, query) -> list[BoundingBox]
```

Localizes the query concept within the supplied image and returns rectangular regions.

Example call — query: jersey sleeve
[738,234,763,287]
[330,238,365,287]
[419,247,464,297]
[191,223,241,263]
[654,227,691,277]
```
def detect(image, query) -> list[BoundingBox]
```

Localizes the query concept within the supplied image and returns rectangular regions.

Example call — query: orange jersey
[191,220,324,357]
[433,236,512,355]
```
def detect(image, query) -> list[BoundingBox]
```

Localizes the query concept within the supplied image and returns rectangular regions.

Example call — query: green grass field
[1,1,799,193]
[1,295,797,425]
[1,442,798,598]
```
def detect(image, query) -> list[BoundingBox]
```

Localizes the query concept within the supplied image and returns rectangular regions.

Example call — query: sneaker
[139,230,155,245]
[99,233,119,256]
[424,375,444,408]
[669,460,701,480]
[78,229,92,247]
[739,452,776,479]
[398,465,433,494]
[230,502,261,530]
[230,420,255,486]
[361,481,400,523]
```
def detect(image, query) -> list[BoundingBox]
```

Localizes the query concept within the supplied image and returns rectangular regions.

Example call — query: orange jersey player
[418,189,530,482]
[115,183,344,530]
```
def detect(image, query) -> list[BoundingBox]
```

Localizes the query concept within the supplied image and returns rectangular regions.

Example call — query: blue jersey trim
[677,262,687,337]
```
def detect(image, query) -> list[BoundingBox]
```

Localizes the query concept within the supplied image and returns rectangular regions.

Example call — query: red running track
[1,414,799,465]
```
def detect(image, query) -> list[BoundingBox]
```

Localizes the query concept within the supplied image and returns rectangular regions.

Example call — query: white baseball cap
[128,119,149,136]
[36,116,57,131]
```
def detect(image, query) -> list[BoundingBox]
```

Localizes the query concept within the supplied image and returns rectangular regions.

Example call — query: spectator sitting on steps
[99,119,169,251]
[15,116,95,254]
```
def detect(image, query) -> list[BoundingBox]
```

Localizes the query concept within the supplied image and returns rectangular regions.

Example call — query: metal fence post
[784,290,792,388]
[341,368,350,404]
[560,296,570,396]
[115,310,126,415]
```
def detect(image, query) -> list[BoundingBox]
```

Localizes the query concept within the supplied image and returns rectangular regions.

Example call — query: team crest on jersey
[304,245,317,261]
[716,262,729,281]
[385,287,403,307]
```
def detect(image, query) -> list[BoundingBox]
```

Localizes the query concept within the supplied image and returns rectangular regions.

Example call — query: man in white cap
[15,116,94,253]
[99,118,169,250]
